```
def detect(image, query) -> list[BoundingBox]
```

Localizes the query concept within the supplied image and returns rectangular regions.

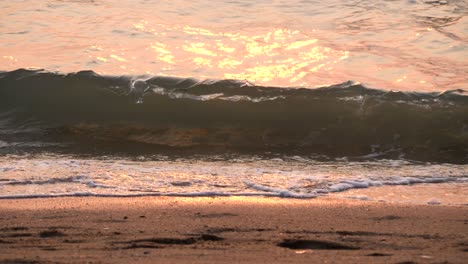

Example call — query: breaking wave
[0,69,467,163]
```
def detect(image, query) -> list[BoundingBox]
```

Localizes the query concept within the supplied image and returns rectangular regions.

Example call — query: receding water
[0,154,467,203]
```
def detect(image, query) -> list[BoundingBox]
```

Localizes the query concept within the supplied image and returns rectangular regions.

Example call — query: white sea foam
[0,140,9,148]
[243,180,318,198]
[0,155,467,201]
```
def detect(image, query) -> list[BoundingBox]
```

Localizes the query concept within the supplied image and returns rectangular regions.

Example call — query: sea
[0,0,467,203]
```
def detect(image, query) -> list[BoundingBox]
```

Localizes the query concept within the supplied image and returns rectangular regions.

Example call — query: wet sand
[0,197,467,264]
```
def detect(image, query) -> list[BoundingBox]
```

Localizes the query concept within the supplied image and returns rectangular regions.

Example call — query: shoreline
[1,182,467,206]
[1,197,467,263]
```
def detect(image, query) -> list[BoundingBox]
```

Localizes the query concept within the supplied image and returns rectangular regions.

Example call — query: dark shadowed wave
[0,69,467,163]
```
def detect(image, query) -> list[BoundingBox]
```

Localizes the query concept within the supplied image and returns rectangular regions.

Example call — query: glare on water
[0,0,467,91]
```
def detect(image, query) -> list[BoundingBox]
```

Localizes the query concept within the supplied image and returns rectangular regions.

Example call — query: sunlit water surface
[1,0,467,91]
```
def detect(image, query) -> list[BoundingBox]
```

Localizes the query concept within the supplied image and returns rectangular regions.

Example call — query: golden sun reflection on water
[119,21,349,86]
[2,0,467,91]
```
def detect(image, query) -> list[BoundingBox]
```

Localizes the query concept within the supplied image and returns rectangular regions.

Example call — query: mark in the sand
[367,252,392,257]
[0,239,12,244]
[131,237,197,245]
[285,230,442,239]
[199,234,224,241]
[118,234,224,250]
[63,239,84,243]
[0,227,29,232]
[195,213,238,218]
[373,215,402,221]
[40,246,57,251]
[171,181,192,187]
[277,239,359,250]
[457,241,468,247]
[2,233,32,238]
[0,260,40,264]
[39,230,66,238]
[119,238,194,250]
[396,262,418,264]
[336,231,378,236]
[206,227,273,234]
[122,243,163,250]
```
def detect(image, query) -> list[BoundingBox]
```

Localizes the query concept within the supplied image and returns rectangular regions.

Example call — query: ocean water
[0,0,467,203]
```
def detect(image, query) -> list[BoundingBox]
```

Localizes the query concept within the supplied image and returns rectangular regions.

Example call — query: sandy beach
[1,1,467,264]
[0,197,467,264]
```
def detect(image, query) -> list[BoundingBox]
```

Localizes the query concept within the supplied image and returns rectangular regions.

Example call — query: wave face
[1,69,467,163]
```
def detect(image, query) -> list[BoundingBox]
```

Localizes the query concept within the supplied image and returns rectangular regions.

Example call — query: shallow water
[0,154,467,203]
[1,0,467,91]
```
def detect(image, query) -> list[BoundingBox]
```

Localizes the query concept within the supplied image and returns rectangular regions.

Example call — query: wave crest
[0,69,467,163]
